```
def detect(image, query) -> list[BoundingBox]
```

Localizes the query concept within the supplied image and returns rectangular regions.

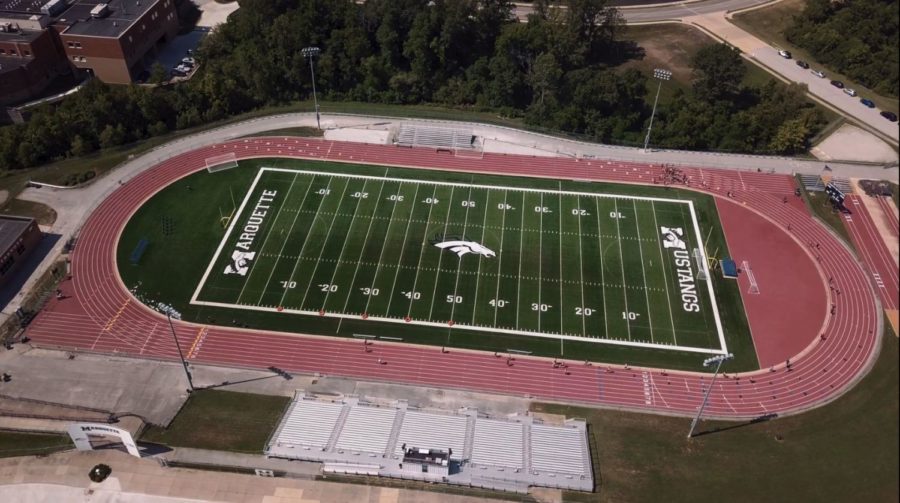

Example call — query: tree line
[786,0,899,97]
[0,0,827,172]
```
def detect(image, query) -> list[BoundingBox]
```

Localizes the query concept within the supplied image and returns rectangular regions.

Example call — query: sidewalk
[0,449,490,503]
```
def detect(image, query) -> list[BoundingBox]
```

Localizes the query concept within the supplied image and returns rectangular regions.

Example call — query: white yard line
[613,199,631,340]
[427,186,458,320]
[249,173,311,305]
[538,193,544,333]
[320,180,370,311]
[299,180,352,309]
[576,196,587,338]
[492,190,508,327]
[406,186,447,317]
[277,177,337,308]
[558,185,564,336]
[515,191,526,330]
[339,179,390,315]
[632,200,655,343]
[469,190,491,326]
[651,201,679,345]
[385,185,430,316]
[362,183,407,315]
[594,198,609,340]
[448,187,477,323]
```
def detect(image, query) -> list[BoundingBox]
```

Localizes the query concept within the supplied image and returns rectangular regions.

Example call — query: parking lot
[144,29,206,81]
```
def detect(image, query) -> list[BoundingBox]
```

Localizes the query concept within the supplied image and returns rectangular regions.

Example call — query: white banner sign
[66,423,141,458]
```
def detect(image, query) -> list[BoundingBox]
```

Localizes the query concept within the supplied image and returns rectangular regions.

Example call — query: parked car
[778,50,792,59]
[830,80,844,89]
[811,70,826,78]
[881,111,898,122]
[796,60,809,69]
[843,88,857,97]
[860,98,875,108]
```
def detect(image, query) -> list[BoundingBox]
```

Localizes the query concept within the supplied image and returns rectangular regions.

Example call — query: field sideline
[191,167,725,354]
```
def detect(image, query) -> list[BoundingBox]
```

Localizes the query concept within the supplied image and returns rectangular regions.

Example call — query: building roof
[0,215,34,254]
[1,0,157,39]
[0,54,30,74]
[59,0,155,38]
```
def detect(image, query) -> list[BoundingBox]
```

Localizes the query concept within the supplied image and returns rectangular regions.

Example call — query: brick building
[0,215,42,289]
[1,0,179,105]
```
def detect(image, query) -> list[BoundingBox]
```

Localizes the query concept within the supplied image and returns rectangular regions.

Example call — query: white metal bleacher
[471,419,524,469]
[393,410,468,461]
[334,405,397,455]
[530,423,589,475]
[273,399,343,450]
[396,124,475,150]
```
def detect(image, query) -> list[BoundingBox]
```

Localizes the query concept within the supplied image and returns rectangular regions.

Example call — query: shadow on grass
[692,413,779,438]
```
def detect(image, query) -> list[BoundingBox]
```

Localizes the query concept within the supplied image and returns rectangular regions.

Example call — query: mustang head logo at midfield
[433,240,496,258]
[224,250,256,276]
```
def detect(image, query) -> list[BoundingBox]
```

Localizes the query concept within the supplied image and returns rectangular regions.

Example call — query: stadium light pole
[643,68,672,153]
[687,352,734,438]
[160,304,195,393]
[301,46,321,130]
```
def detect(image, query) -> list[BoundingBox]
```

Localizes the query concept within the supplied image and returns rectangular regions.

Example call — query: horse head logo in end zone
[660,226,686,250]
[433,240,496,258]
[224,250,256,276]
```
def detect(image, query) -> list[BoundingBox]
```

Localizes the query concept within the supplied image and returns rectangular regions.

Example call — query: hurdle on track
[743,260,760,294]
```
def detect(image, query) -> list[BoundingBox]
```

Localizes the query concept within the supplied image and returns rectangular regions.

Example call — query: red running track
[25,138,881,419]
[844,195,899,311]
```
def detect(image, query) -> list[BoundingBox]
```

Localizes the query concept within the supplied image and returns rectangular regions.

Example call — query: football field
[191,167,726,354]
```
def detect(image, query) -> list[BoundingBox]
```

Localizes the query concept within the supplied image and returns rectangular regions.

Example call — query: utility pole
[160,304,194,393]
[687,353,734,438]
[301,46,321,130]
[643,68,672,153]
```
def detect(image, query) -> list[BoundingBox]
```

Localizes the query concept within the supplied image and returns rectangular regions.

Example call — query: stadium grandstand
[266,392,593,493]
[394,123,482,157]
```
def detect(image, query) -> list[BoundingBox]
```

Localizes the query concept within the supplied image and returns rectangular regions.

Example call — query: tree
[69,135,90,157]
[98,124,125,148]
[769,118,811,154]
[149,63,168,85]
[528,52,562,107]
[691,43,746,102]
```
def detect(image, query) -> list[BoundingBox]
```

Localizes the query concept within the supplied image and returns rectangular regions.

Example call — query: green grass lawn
[795,176,855,250]
[533,324,899,503]
[0,432,71,458]
[118,159,755,372]
[141,390,289,453]
[730,0,899,115]
[242,127,323,138]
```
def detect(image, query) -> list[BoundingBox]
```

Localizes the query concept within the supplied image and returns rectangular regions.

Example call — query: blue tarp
[721,258,738,278]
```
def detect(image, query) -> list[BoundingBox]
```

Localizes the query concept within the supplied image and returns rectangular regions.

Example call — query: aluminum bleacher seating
[334,405,397,455]
[471,419,524,469]
[530,424,588,475]
[393,410,468,460]
[273,399,343,449]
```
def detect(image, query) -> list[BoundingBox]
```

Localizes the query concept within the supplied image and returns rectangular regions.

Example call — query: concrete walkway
[0,450,488,503]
